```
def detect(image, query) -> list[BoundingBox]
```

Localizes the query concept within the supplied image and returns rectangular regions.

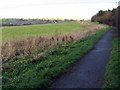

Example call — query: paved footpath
[50,28,114,88]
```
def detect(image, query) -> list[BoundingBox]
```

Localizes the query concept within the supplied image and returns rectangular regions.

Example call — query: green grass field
[2,21,109,88]
[3,27,109,88]
[2,22,84,42]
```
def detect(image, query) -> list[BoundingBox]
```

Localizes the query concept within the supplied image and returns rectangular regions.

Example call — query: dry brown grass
[2,24,107,63]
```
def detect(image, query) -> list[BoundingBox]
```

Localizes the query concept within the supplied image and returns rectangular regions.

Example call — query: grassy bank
[104,37,120,88]
[3,27,109,89]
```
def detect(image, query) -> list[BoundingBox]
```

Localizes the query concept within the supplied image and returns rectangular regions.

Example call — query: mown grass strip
[103,37,120,88]
[3,27,110,89]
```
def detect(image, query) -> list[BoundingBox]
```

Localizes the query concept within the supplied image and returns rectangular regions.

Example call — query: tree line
[91,6,120,32]
[0,18,76,26]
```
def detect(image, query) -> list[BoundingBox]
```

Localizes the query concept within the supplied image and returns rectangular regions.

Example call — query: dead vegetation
[1,24,107,64]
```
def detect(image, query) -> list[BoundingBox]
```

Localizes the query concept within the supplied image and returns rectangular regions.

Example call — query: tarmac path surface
[50,28,114,88]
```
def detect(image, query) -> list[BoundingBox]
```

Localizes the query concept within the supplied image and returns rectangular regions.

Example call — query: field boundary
[3,27,110,88]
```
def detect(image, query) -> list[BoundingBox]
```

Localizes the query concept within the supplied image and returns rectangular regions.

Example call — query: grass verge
[103,37,120,88]
[3,27,109,89]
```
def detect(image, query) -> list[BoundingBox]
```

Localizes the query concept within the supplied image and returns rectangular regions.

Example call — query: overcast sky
[0,0,118,19]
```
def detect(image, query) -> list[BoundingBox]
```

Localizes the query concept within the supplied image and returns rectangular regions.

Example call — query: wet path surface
[50,28,114,88]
